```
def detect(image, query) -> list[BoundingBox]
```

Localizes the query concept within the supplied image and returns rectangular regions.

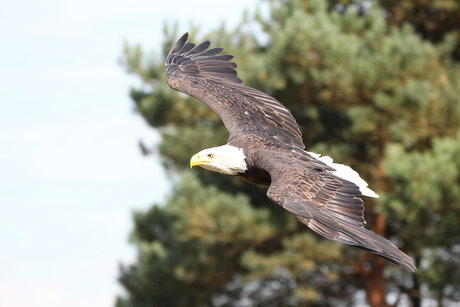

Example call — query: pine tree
[117,1,460,306]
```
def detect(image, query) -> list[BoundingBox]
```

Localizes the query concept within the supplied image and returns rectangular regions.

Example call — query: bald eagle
[165,33,415,272]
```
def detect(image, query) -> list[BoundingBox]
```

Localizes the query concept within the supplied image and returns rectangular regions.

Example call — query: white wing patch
[307,151,379,198]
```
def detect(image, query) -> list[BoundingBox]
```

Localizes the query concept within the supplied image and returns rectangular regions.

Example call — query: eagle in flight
[165,33,415,272]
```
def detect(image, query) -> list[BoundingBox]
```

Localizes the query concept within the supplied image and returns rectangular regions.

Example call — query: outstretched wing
[264,154,416,272]
[165,33,304,149]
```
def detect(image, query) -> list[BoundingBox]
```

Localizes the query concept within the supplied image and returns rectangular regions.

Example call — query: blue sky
[0,0,258,306]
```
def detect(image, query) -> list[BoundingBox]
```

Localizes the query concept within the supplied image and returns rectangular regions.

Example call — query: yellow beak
[190,154,210,168]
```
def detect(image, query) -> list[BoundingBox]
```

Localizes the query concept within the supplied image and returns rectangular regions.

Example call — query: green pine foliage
[117,173,276,306]
[117,1,460,306]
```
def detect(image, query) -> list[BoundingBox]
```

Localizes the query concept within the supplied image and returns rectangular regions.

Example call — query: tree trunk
[363,131,391,307]
[436,290,443,307]
[409,268,421,307]
[364,213,389,307]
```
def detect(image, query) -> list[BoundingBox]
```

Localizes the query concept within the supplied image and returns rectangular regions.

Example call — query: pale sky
[0,0,258,306]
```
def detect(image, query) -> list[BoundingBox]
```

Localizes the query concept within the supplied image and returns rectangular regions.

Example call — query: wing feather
[165,33,304,148]
[186,41,210,55]
[196,47,223,57]
[265,155,416,272]
[180,42,195,53]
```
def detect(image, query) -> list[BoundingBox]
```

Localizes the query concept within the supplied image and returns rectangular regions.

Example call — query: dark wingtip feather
[342,224,417,272]
[187,41,210,55]
[298,204,417,272]
[168,32,189,56]
[165,33,242,85]
[180,42,195,54]
[352,239,417,272]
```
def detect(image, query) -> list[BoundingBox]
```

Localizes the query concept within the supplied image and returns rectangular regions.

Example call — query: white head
[190,145,247,175]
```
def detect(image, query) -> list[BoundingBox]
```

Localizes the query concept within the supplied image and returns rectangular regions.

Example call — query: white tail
[307,151,379,198]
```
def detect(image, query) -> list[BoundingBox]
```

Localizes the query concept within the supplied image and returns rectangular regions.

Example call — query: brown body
[240,165,271,186]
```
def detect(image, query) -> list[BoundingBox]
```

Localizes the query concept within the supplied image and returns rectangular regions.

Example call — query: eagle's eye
[207,154,214,159]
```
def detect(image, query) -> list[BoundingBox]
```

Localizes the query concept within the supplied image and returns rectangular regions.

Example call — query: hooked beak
[190,154,210,168]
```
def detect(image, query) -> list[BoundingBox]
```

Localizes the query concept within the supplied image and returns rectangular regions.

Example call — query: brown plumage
[165,33,416,272]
